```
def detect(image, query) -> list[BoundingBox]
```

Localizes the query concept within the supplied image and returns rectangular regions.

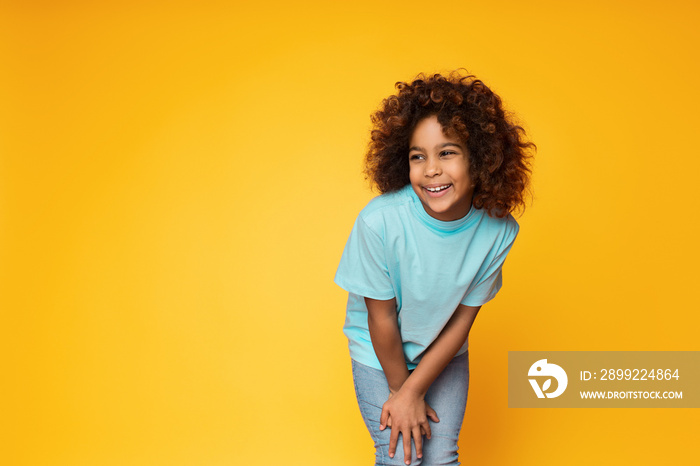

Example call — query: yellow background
[2,1,698,464]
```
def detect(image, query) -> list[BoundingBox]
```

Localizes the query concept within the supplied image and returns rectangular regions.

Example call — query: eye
[440,150,457,157]
[409,153,424,161]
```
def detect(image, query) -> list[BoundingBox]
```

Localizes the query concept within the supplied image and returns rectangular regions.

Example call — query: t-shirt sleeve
[461,217,519,307]
[334,214,395,300]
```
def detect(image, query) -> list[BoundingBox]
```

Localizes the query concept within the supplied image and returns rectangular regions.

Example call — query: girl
[335,71,534,465]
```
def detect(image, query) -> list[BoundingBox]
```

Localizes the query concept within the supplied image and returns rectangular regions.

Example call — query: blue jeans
[351,351,469,466]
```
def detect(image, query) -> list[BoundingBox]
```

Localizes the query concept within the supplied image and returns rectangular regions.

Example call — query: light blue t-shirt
[334,185,519,370]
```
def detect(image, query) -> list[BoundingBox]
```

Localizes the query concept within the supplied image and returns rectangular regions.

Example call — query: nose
[425,156,442,177]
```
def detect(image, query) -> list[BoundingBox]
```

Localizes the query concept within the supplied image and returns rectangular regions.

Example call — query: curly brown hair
[365,70,534,218]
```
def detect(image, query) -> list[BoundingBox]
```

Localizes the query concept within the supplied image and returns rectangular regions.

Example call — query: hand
[383,392,438,430]
[379,389,440,464]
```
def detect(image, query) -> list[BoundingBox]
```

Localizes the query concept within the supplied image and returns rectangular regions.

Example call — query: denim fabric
[351,352,469,466]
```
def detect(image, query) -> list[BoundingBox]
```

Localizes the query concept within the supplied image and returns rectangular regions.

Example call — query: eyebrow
[408,142,463,152]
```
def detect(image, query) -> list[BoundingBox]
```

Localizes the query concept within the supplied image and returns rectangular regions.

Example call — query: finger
[388,427,399,458]
[427,406,440,423]
[422,419,432,440]
[403,429,412,465]
[413,427,423,459]
[380,406,389,431]
[386,415,392,428]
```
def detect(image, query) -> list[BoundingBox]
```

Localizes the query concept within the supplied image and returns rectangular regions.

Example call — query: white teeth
[426,185,450,192]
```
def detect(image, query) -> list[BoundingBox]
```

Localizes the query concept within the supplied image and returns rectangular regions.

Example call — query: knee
[374,439,422,466]
[421,435,459,465]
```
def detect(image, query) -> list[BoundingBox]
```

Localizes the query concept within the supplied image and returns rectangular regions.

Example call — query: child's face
[408,115,474,221]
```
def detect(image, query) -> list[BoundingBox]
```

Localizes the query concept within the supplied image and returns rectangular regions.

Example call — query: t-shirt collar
[405,184,477,233]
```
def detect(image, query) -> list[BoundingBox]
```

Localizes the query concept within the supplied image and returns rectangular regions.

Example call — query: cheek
[447,163,469,182]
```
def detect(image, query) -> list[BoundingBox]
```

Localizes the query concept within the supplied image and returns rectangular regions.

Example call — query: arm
[365,297,410,393]
[366,297,436,463]
[400,303,481,398]
[380,303,481,463]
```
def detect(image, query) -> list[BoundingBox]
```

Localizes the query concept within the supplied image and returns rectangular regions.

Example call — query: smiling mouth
[424,184,452,193]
